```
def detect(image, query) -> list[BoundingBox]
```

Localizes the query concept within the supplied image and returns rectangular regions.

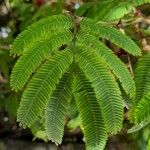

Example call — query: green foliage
[11,15,73,57]
[0,93,19,119]
[76,47,123,133]
[45,71,72,145]
[132,92,150,123]
[10,30,73,91]
[147,138,150,150]
[77,31,136,98]
[134,0,150,6]
[130,53,150,124]
[76,0,150,21]
[17,49,73,127]
[80,18,141,56]
[30,115,48,142]
[67,115,81,130]
[10,14,142,149]
[134,53,150,104]
[73,71,107,150]
[128,120,150,133]
[5,94,19,119]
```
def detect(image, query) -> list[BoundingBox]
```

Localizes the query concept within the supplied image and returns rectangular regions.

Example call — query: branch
[0,45,10,50]
[127,55,134,78]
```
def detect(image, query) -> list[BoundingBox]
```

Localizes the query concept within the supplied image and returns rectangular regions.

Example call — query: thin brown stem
[127,55,134,78]
[0,45,10,50]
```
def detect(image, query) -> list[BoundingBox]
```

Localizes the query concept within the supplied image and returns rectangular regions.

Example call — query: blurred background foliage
[0,0,150,149]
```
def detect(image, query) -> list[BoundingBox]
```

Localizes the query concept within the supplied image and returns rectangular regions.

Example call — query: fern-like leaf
[80,18,141,56]
[11,14,73,56]
[77,31,136,98]
[73,70,107,150]
[101,0,150,21]
[17,49,73,127]
[133,92,150,123]
[10,31,73,91]
[129,53,150,123]
[45,71,72,145]
[134,53,150,104]
[103,2,133,21]
[76,46,123,133]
